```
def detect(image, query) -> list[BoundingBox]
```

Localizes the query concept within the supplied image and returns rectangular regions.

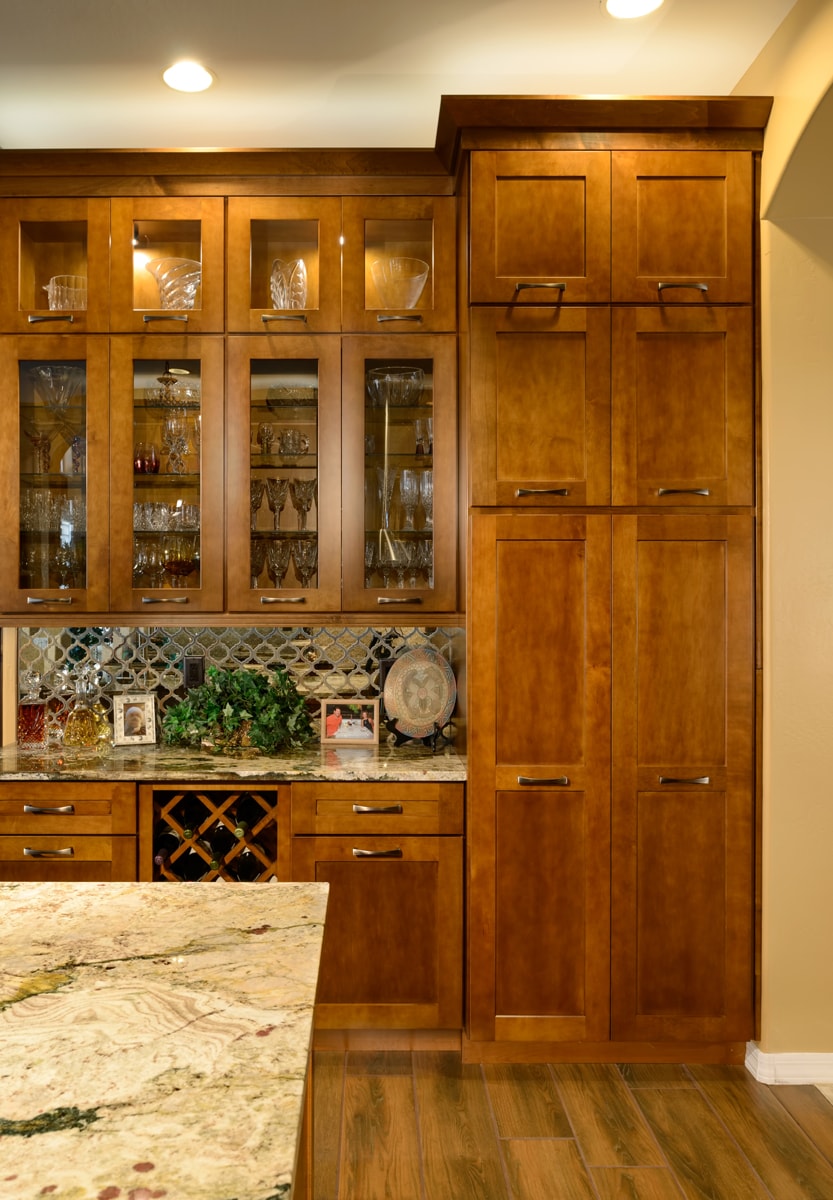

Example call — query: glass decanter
[62,667,100,748]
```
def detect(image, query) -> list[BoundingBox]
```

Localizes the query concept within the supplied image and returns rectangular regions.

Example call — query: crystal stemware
[376,466,397,530]
[265,477,290,530]
[364,536,377,587]
[266,539,292,588]
[289,478,317,531]
[162,410,190,475]
[419,470,434,529]
[398,469,420,531]
[250,537,267,588]
[250,478,266,531]
[28,365,85,415]
[162,534,198,588]
[291,538,318,588]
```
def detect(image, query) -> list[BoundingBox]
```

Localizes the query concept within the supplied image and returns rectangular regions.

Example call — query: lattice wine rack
[139,785,289,882]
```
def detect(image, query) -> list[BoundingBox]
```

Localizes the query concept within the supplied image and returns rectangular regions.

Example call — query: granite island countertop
[0,741,466,783]
[0,880,328,1200]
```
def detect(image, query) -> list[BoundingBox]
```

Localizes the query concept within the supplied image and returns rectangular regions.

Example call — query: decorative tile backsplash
[16,625,465,744]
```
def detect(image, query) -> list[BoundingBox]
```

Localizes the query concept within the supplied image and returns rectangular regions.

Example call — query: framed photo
[320,698,380,746]
[113,694,157,746]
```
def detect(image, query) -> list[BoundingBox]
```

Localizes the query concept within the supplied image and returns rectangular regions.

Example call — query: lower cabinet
[0,782,136,880]
[291,781,464,1029]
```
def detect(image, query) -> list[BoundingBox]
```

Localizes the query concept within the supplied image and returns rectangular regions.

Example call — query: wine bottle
[170,841,211,882]
[231,844,266,881]
[232,793,266,839]
[152,823,181,867]
[206,818,237,860]
[167,794,206,839]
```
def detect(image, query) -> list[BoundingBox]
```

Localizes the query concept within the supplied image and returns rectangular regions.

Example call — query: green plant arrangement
[161,665,314,755]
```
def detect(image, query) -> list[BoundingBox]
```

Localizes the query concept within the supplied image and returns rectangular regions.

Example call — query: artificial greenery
[161,665,314,755]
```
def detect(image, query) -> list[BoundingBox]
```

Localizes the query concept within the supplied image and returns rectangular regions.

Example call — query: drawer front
[0,783,136,835]
[291,782,463,836]
[0,835,136,881]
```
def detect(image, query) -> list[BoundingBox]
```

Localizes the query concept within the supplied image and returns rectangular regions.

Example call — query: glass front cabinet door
[341,335,457,613]
[108,336,225,613]
[0,335,110,613]
[226,335,342,612]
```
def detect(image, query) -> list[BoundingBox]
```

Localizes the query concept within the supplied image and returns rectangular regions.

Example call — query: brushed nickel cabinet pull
[352,847,403,858]
[377,596,421,604]
[518,775,570,786]
[141,595,189,603]
[353,803,404,814]
[27,595,73,605]
[657,282,709,293]
[376,314,423,323]
[260,595,306,603]
[516,487,570,497]
[28,313,75,324]
[658,488,711,496]
[24,846,74,858]
[24,804,75,815]
[659,775,710,785]
[261,312,307,323]
[514,282,566,293]
[143,313,188,323]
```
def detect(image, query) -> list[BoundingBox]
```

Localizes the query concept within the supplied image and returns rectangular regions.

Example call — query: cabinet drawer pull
[143,313,189,323]
[377,596,421,604]
[24,804,75,815]
[657,282,709,294]
[141,595,189,603]
[27,595,73,605]
[352,847,403,858]
[514,282,566,294]
[659,775,710,785]
[376,314,423,323]
[518,775,570,786]
[24,846,74,858]
[657,487,711,497]
[352,803,404,814]
[516,487,570,497]
[260,595,306,604]
[261,313,307,323]
[27,313,76,324]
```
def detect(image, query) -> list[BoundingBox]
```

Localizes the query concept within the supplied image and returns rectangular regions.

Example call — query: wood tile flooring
[312,1051,833,1199]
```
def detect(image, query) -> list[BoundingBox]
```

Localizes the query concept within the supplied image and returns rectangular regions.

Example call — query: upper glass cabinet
[342,197,456,333]
[0,199,111,333]
[227,198,342,333]
[110,198,224,333]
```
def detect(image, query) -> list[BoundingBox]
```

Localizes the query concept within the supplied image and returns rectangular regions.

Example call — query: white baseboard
[745,1042,833,1084]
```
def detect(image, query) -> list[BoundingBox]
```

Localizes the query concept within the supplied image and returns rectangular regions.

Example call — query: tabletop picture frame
[113,693,157,746]
[320,698,379,746]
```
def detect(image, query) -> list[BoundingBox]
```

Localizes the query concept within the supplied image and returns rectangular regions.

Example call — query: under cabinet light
[163,61,215,93]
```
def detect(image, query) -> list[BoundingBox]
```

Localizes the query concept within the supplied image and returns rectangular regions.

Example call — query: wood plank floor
[312,1051,833,1200]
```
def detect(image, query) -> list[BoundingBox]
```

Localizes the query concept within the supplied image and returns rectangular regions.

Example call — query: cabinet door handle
[24,846,75,858]
[516,487,570,497]
[27,595,73,605]
[143,313,189,323]
[376,314,423,323]
[352,803,404,814]
[261,313,307,323]
[260,595,306,604]
[352,847,403,858]
[24,804,75,815]
[659,775,710,785]
[657,282,709,294]
[518,775,570,786]
[657,487,711,497]
[514,282,566,294]
[377,596,421,604]
[27,313,76,324]
[141,595,190,604]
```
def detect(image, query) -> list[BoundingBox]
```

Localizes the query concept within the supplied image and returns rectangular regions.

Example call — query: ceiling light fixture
[162,60,214,93]
[605,0,664,17]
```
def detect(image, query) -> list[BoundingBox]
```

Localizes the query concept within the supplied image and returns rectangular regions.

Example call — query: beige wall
[737,0,833,1053]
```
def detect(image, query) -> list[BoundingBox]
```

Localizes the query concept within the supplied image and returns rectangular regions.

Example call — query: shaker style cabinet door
[467,512,612,1045]
[470,306,611,506]
[612,306,754,506]
[610,514,755,1044]
[0,334,110,614]
[469,151,611,304]
[611,151,754,304]
[0,197,111,334]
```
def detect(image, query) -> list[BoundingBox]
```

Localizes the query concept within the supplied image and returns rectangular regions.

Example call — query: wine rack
[138,784,290,883]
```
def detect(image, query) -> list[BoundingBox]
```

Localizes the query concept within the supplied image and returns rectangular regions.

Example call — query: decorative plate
[383,647,457,739]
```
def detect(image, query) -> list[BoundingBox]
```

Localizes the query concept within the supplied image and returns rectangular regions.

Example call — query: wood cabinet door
[467,513,611,1044]
[469,151,610,304]
[611,151,754,304]
[611,514,755,1043]
[291,834,463,1030]
[612,306,754,507]
[470,306,611,506]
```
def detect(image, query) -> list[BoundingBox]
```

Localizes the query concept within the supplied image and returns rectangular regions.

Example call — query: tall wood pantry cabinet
[455,96,770,1062]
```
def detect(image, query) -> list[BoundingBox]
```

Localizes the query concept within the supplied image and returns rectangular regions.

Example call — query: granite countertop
[0,880,328,1200]
[0,742,466,783]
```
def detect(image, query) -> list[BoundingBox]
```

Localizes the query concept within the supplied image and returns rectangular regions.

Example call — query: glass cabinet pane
[251,222,319,315]
[131,221,204,313]
[364,219,433,314]
[18,360,88,592]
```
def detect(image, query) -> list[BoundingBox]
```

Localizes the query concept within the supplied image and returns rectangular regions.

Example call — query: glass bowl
[146,257,202,310]
[371,256,429,309]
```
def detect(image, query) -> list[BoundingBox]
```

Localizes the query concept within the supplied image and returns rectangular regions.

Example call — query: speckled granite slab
[0,880,328,1199]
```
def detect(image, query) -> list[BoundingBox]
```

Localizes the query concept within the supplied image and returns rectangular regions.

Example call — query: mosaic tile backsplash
[17,625,465,745]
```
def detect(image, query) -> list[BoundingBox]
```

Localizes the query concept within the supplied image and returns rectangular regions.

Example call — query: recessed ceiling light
[162,60,214,93]
[606,0,664,16]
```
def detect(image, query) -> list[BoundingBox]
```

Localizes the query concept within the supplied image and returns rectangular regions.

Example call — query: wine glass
[265,477,290,530]
[289,478,317,531]
[364,536,377,587]
[419,470,434,529]
[162,534,198,587]
[162,411,189,474]
[376,466,397,530]
[266,539,292,588]
[250,537,267,587]
[416,537,434,587]
[291,538,318,588]
[398,469,420,531]
[250,478,266,531]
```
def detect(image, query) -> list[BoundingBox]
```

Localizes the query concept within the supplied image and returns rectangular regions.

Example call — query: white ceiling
[0,0,795,152]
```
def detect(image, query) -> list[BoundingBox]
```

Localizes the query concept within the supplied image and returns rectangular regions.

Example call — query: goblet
[25,429,52,474]
[162,534,198,588]
[265,477,290,530]
[266,539,292,588]
[250,478,266,531]
[256,422,274,456]
[391,538,414,589]
[416,537,434,587]
[162,411,189,474]
[250,537,267,588]
[398,469,419,531]
[376,466,397,530]
[289,478,317,531]
[291,538,318,589]
[419,470,434,529]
